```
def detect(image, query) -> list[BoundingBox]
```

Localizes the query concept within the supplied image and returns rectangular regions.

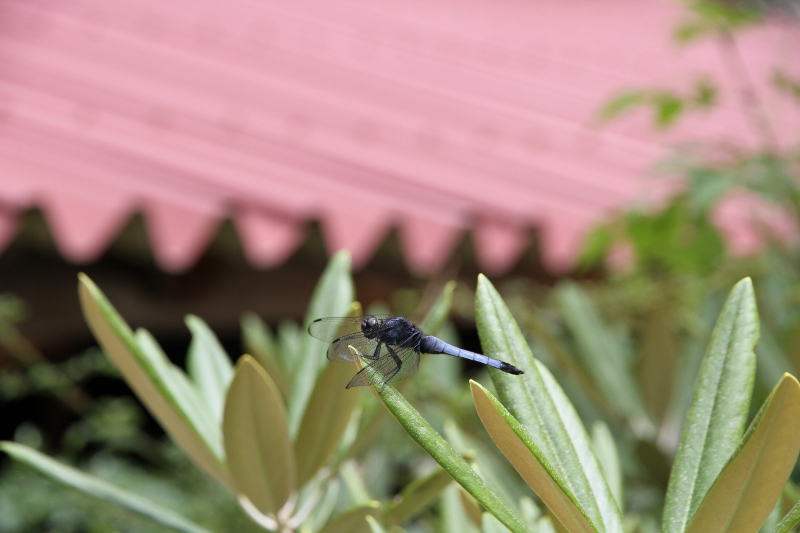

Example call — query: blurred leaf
[475,275,622,533]
[598,91,647,122]
[0,441,213,533]
[294,360,361,486]
[356,349,532,533]
[693,78,718,108]
[554,282,652,435]
[135,329,222,457]
[662,278,759,533]
[241,313,289,397]
[341,459,372,505]
[77,274,231,488]
[318,503,379,533]
[419,281,457,336]
[483,512,512,533]
[637,306,679,423]
[773,71,800,102]
[471,381,597,533]
[441,484,481,533]
[577,226,615,270]
[686,374,800,533]
[591,422,622,514]
[674,0,762,44]
[653,93,684,129]
[186,315,234,422]
[382,468,453,527]
[222,355,294,515]
[287,251,355,438]
[366,515,388,533]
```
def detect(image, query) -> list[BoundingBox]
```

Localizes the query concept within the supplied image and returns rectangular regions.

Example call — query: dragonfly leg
[380,345,403,387]
[365,342,382,361]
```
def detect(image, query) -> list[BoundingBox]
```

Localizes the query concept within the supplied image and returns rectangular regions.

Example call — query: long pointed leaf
[135,329,222,459]
[355,349,532,533]
[382,468,453,527]
[475,275,621,533]
[294,360,361,486]
[318,503,379,533]
[241,312,289,397]
[0,441,213,533]
[472,380,596,533]
[686,374,800,533]
[222,355,295,515]
[77,274,231,488]
[554,282,652,435]
[591,421,623,514]
[287,251,354,437]
[186,315,234,422]
[662,278,759,533]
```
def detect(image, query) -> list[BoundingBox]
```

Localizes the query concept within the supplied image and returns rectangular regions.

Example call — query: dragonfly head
[361,316,379,334]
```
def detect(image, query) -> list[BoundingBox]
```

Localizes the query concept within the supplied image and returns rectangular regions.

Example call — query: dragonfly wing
[308,317,363,343]
[346,346,420,388]
[327,333,380,363]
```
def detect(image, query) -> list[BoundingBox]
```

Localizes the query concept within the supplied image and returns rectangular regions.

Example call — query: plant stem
[718,30,780,153]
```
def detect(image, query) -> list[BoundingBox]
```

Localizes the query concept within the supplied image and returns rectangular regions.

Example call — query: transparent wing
[327,333,380,363]
[346,345,420,388]
[309,316,398,362]
[307,316,395,342]
[308,317,363,343]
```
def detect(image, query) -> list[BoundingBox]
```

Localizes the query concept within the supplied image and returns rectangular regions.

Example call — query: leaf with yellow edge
[382,468,453,527]
[471,380,597,533]
[77,274,231,488]
[318,503,379,533]
[294,359,361,486]
[686,373,800,533]
[223,355,295,515]
[350,349,531,533]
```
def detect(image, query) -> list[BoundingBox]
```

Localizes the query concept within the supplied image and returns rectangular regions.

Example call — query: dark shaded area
[0,209,554,452]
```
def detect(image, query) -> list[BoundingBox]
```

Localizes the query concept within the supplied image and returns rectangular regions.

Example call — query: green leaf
[471,381,597,533]
[287,251,354,438]
[340,459,372,505]
[135,329,222,458]
[419,281,456,336]
[653,93,684,129]
[662,278,759,533]
[318,503,379,533]
[382,468,453,527]
[483,512,511,533]
[366,515,388,533]
[591,422,623,513]
[773,497,800,533]
[440,484,481,533]
[597,91,646,122]
[294,360,361,486]
[553,282,652,435]
[186,315,234,422]
[355,347,532,533]
[0,441,213,533]
[222,355,294,515]
[476,275,623,533]
[77,274,231,488]
[241,312,289,397]
[686,374,800,533]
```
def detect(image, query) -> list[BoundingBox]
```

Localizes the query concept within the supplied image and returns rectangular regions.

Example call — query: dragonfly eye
[364,317,378,329]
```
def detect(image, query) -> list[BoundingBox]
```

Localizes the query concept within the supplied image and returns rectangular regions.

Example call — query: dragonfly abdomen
[420,336,524,375]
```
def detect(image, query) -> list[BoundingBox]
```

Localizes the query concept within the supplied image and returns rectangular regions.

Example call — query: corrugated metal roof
[0,0,797,274]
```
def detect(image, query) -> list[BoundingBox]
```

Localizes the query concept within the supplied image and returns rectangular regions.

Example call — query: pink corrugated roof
[0,0,797,274]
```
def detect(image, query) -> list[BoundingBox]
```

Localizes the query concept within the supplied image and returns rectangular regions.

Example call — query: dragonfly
[308,315,524,389]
